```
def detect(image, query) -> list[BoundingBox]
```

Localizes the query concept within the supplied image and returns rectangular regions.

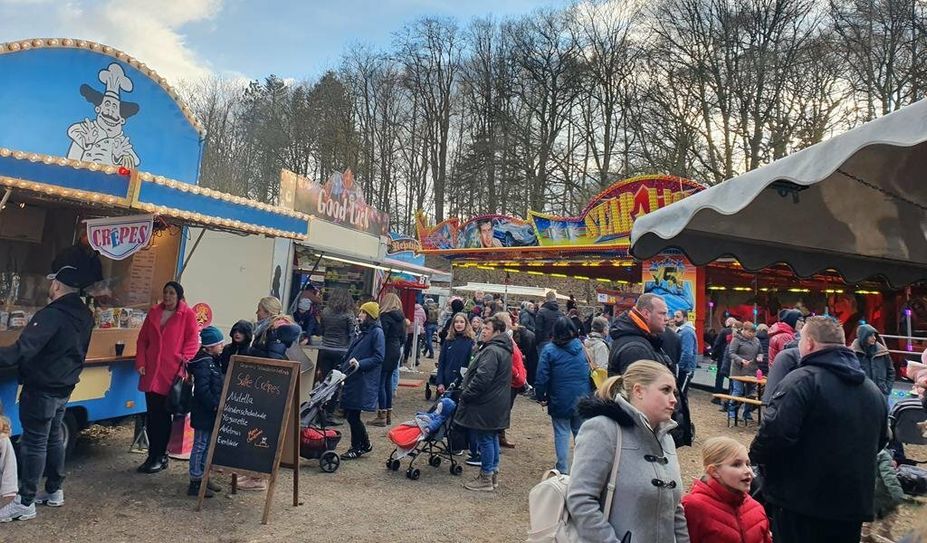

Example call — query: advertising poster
[457,215,537,249]
[641,251,698,322]
[286,169,389,236]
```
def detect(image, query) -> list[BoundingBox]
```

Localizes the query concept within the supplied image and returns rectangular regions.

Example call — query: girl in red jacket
[682,437,771,543]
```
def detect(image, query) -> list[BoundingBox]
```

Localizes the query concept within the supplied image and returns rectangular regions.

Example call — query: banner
[641,251,698,321]
[458,215,537,249]
[387,232,425,266]
[85,214,154,260]
[284,169,389,236]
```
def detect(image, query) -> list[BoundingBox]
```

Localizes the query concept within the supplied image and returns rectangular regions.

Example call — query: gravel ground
[3,358,924,542]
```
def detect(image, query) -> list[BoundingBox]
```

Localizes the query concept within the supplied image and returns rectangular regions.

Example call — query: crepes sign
[85,214,154,260]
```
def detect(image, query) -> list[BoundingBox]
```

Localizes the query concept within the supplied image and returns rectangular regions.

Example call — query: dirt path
[3,361,923,542]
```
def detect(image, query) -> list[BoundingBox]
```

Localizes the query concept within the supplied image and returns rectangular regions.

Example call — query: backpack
[527,423,623,542]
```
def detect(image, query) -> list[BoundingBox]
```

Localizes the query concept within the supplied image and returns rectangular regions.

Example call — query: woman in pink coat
[135,281,200,474]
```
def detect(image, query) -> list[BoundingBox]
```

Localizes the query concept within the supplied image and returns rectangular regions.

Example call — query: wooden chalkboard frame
[195,355,301,524]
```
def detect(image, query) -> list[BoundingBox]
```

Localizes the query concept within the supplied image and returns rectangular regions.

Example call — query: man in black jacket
[750,316,887,543]
[534,291,562,357]
[607,293,672,376]
[0,266,93,521]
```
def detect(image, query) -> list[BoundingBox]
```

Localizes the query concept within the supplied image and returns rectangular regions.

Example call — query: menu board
[209,356,299,475]
[125,247,156,306]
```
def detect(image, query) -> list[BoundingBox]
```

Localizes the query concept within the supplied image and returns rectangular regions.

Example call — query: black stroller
[890,396,927,463]
[297,365,357,473]
[386,377,464,480]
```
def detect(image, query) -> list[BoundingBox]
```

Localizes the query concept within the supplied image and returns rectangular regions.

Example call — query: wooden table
[730,375,767,401]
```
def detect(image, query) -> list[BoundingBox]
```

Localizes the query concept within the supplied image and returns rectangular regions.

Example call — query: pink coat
[135,301,201,396]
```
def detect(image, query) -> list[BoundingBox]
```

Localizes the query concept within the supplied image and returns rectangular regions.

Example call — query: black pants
[317,349,345,414]
[344,409,369,451]
[145,392,172,461]
[769,505,862,543]
[713,362,726,393]
[18,388,69,506]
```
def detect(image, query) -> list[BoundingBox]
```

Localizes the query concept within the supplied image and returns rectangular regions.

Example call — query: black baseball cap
[47,266,83,288]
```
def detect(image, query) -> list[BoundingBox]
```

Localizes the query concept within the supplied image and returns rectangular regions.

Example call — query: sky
[0,0,570,85]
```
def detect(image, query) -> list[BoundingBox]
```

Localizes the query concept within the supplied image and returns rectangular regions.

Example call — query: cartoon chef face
[96,95,125,134]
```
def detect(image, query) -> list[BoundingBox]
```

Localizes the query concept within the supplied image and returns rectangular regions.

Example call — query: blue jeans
[552,415,583,474]
[472,430,500,474]
[423,324,437,357]
[18,388,69,506]
[729,380,757,418]
[189,429,212,481]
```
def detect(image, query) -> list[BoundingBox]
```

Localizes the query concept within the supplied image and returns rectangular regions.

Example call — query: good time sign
[85,214,154,260]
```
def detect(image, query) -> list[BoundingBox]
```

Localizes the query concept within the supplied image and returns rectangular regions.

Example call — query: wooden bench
[712,394,764,427]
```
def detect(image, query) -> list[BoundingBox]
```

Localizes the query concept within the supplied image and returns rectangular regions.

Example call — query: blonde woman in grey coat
[566,360,689,543]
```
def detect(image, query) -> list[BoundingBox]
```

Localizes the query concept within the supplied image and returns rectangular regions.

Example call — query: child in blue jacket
[187,326,225,498]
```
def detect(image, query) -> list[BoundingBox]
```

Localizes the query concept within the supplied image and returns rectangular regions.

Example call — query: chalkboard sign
[210,357,296,473]
[196,355,301,524]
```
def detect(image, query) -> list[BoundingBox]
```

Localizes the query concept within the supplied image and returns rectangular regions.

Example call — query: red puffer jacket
[682,478,771,543]
[766,322,796,367]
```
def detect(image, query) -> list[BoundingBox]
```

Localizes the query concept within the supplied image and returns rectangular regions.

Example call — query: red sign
[85,214,154,261]
[192,303,213,329]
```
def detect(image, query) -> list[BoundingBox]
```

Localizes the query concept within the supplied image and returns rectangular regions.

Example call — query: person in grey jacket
[851,324,895,400]
[316,288,356,424]
[567,360,689,543]
[728,322,762,422]
[456,315,513,492]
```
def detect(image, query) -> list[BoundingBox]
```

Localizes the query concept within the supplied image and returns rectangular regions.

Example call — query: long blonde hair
[701,437,747,472]
[447,312,475,341]
[257,296,294,326]
[596,360,674,401]
[380,292,402,314]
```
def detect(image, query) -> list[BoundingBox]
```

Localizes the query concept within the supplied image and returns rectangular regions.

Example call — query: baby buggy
[890,396,927,463]
[297,365,356,473]
[386,378,464,480]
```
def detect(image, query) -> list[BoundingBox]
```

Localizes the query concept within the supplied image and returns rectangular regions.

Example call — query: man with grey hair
[0,266,94,521]
[750,316,887,542]
[607,293,671,376]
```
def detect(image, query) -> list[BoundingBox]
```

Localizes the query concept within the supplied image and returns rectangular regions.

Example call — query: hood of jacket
[552,337,583,355]
[733,330,759,344]
[576,394,678,438]
[50,292,94,323]
[230,319,254,346]
[768,321,795,338]
[540,300,560,312]
[609,310,661,349]
[380,309,405,327]
[800,345,867,384]
[853,325,890,358]
[483,332,514,355]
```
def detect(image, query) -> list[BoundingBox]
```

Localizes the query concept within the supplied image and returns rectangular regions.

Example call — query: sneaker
[0,499,36,522]
[743,415,755,423]
[236,476,266,492]
[465,454,482,467]
[343,444,373,460]
[35,489,64,507]
[464,471,495,492]
[451,450,465,456]
[710,398,722,405]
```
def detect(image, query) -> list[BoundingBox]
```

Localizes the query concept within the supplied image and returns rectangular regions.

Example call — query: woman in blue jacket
[534,317,591,474]
[339,301,385,459]
[249,297,301,360]
[436,312,475,393]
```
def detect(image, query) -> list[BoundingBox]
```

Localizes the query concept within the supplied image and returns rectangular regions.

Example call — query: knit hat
[780,309,803,330]
[360,301,380,319]
[200,326,224,348]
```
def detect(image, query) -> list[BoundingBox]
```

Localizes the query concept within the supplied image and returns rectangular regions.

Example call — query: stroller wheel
[406,467,421,480]
[428,456,442,467]
[389,459,401,471]
[424,386,432,401]
[450,464,463,476]
[320,451,340,473]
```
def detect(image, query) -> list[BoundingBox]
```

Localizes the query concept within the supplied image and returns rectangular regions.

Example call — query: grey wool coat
[729,332,762,378]
[565,395,690,543]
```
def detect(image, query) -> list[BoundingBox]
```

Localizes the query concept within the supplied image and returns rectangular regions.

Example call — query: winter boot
[369,410,387,427]
[492,471,499,490]
[499,430,515,449]
[188,480,214,498]
[385,409,392,425]
[464,471,495,492]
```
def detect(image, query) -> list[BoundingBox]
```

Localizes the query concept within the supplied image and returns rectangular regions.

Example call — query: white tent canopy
[453,282,569,300]
[630,99,927,287]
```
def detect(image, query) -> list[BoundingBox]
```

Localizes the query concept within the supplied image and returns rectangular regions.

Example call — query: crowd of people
[0,269,924,543]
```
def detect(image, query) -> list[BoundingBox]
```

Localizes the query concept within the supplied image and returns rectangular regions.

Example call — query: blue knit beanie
[200,326,224,348]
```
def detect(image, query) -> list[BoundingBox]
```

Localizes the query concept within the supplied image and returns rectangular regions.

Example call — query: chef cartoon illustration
[66,63,141,168]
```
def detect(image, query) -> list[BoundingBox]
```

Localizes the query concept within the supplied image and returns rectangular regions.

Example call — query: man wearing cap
[0,266,94,521]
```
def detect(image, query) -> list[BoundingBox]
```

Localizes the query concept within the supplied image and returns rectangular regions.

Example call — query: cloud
[0,0,221,84]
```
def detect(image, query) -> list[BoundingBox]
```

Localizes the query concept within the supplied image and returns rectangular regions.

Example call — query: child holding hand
[187,326,226,498]
[682,437,771,543]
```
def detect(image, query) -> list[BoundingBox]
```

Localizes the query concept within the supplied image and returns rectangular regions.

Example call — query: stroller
[297,365,357,473]
[890,396,927,463]
[386,377,464,481]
